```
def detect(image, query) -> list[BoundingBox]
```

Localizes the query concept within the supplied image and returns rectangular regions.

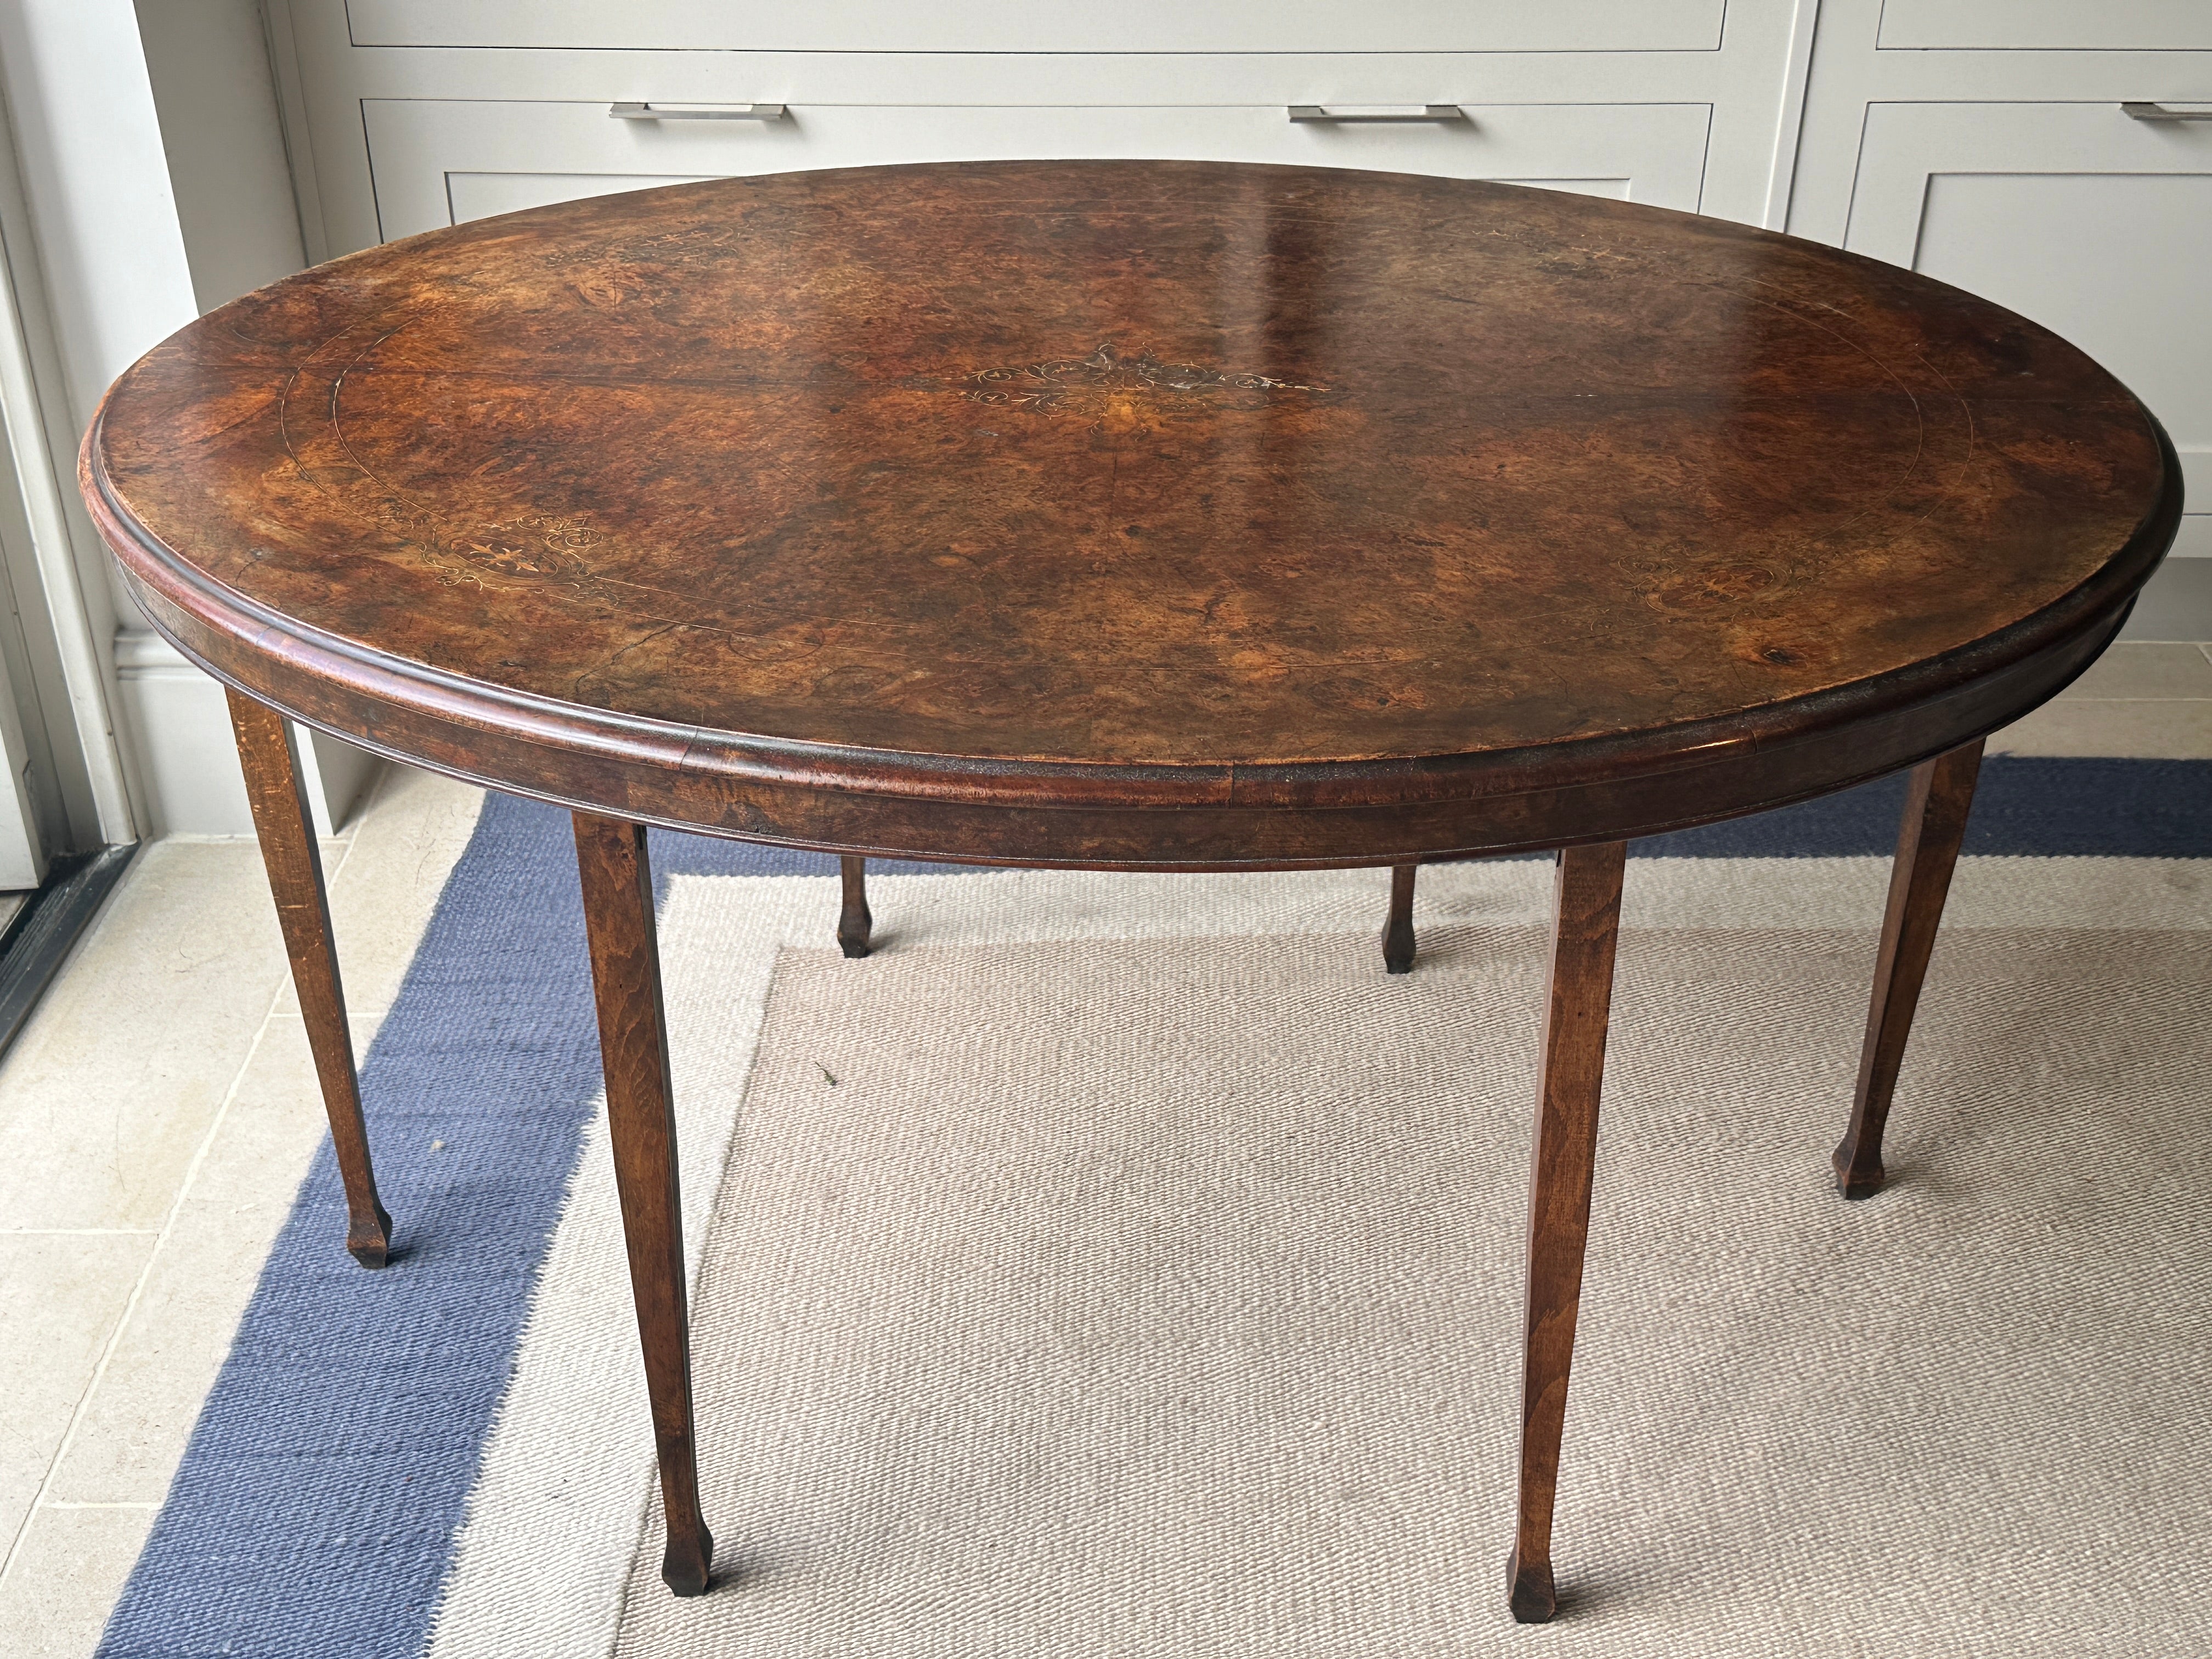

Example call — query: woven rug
[95,760,2212,1657]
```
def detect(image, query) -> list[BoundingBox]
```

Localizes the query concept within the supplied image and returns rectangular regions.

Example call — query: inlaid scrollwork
[958,341,1330,426]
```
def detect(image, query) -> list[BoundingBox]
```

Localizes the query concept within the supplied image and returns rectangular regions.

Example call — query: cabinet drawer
[1876,0,2212,52]
[362,100,1709,241]
[343,0,1723,54]
[1848,102,2210,522]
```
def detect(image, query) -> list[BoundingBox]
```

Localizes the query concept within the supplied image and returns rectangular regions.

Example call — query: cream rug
[427,860,2212,1658]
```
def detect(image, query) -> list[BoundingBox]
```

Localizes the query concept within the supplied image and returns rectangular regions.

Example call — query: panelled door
[359,100,1714,242]
[1847,101,2212,555]
[341,0,1725,53]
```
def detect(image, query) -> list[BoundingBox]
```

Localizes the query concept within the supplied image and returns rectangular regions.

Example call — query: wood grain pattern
[572,813,715,1595]
[1382,863,1418,974]
[227,687,391,1268]
[82,162,2180,870]
[1508,841,1627,1623]
[1833,740,1987,1200]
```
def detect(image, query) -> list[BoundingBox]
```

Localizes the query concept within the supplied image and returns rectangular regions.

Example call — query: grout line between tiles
[0,819,377,1590]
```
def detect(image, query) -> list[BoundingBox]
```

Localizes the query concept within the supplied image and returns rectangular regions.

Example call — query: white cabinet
[362,99,1712,240]
[269,0,1808,253]
[343,0,1725,55]
[1847,103,2211,541]
[1790,0,2212,601]
[1874,2,2212,53]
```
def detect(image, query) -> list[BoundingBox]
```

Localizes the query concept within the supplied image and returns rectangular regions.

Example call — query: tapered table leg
[838,854,873,958]
[1832,740,1985,1200]
[573,813,715,1596]
[1381,863,1417,974]
[227,689,391,1268]
[1507,841,1627,1623]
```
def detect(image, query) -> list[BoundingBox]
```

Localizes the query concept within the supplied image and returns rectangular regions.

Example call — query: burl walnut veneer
[82,161,2180,1622]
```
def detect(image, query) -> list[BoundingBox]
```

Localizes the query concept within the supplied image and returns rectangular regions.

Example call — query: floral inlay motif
[958,342,1330,427]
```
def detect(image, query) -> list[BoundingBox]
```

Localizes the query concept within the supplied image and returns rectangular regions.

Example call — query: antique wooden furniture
[82,161,2180,1623]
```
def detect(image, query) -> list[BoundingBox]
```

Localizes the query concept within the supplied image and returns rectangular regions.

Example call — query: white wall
[134,0,307,313]
[0,1,193,445]
[124,0,377,834]
[0,0,374,836]
[0,0,184,843]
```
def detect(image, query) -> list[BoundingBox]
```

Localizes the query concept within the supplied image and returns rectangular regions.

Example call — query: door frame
[0,74,143,860]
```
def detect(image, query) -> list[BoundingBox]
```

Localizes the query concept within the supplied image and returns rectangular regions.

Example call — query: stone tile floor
[1,640,2209,1655]
[0,763,483,1657]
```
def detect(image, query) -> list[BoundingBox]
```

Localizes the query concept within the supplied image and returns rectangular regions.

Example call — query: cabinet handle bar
[2121,102,2212,123]
[1289,104,1469,125]
[610,102,788,122]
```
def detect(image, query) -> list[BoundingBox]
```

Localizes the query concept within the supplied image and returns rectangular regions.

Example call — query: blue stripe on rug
[1640,758,2212,858]
[93,757,2212,1657]
[95,793,604,1659]
[653,758,2212,870]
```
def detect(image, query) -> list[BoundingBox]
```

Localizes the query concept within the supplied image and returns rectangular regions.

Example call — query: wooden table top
[84,161,2180,867]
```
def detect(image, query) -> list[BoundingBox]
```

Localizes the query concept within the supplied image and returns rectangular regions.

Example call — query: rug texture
[94,760,2212,1658]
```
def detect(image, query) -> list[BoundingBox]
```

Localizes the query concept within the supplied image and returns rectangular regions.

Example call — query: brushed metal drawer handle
[2121,102,2212,122]
[609,102,788,122]
[1289,104,1469,125]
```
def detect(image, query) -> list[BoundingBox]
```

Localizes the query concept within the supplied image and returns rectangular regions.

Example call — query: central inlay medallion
[957,342,1330,430]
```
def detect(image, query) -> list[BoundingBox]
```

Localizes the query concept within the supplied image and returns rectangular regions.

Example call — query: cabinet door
[361,100,1710,242]
[1875,1,2212,52]
[1848,103,2212,555]
[344,0,1723,54]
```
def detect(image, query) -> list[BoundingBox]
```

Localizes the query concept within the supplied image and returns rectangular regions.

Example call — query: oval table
[81,161,2180,1624]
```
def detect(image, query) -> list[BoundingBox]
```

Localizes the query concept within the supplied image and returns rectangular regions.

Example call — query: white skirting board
[112,628,380,836]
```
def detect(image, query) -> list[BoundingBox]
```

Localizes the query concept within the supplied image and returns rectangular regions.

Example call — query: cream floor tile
[1988,698,2212,759]
[2058,641,2212,699]
[0,1504,156,1659]
[0,1234,151,1563]
[46,1015,383,1507]
[276,763,484,1019]
[0,842,299,1231]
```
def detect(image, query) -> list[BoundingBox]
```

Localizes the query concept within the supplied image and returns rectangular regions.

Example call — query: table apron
[133,577,2123,870]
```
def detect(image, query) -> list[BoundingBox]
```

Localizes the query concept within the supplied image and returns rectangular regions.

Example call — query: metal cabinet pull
[609,102,788,122]
[2121,102,2212,122]
[1289,104,1468,125]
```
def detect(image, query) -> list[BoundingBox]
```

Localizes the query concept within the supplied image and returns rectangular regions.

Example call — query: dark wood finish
[84,162,2179,872]
[1382,863,1417,974]
[228,687,391,1268]
[80,162,2185,1620]
[1833,740,1987,1200]
[1508,841,1627,1623]
[572,812,714,1596]
[837,855,872,958]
